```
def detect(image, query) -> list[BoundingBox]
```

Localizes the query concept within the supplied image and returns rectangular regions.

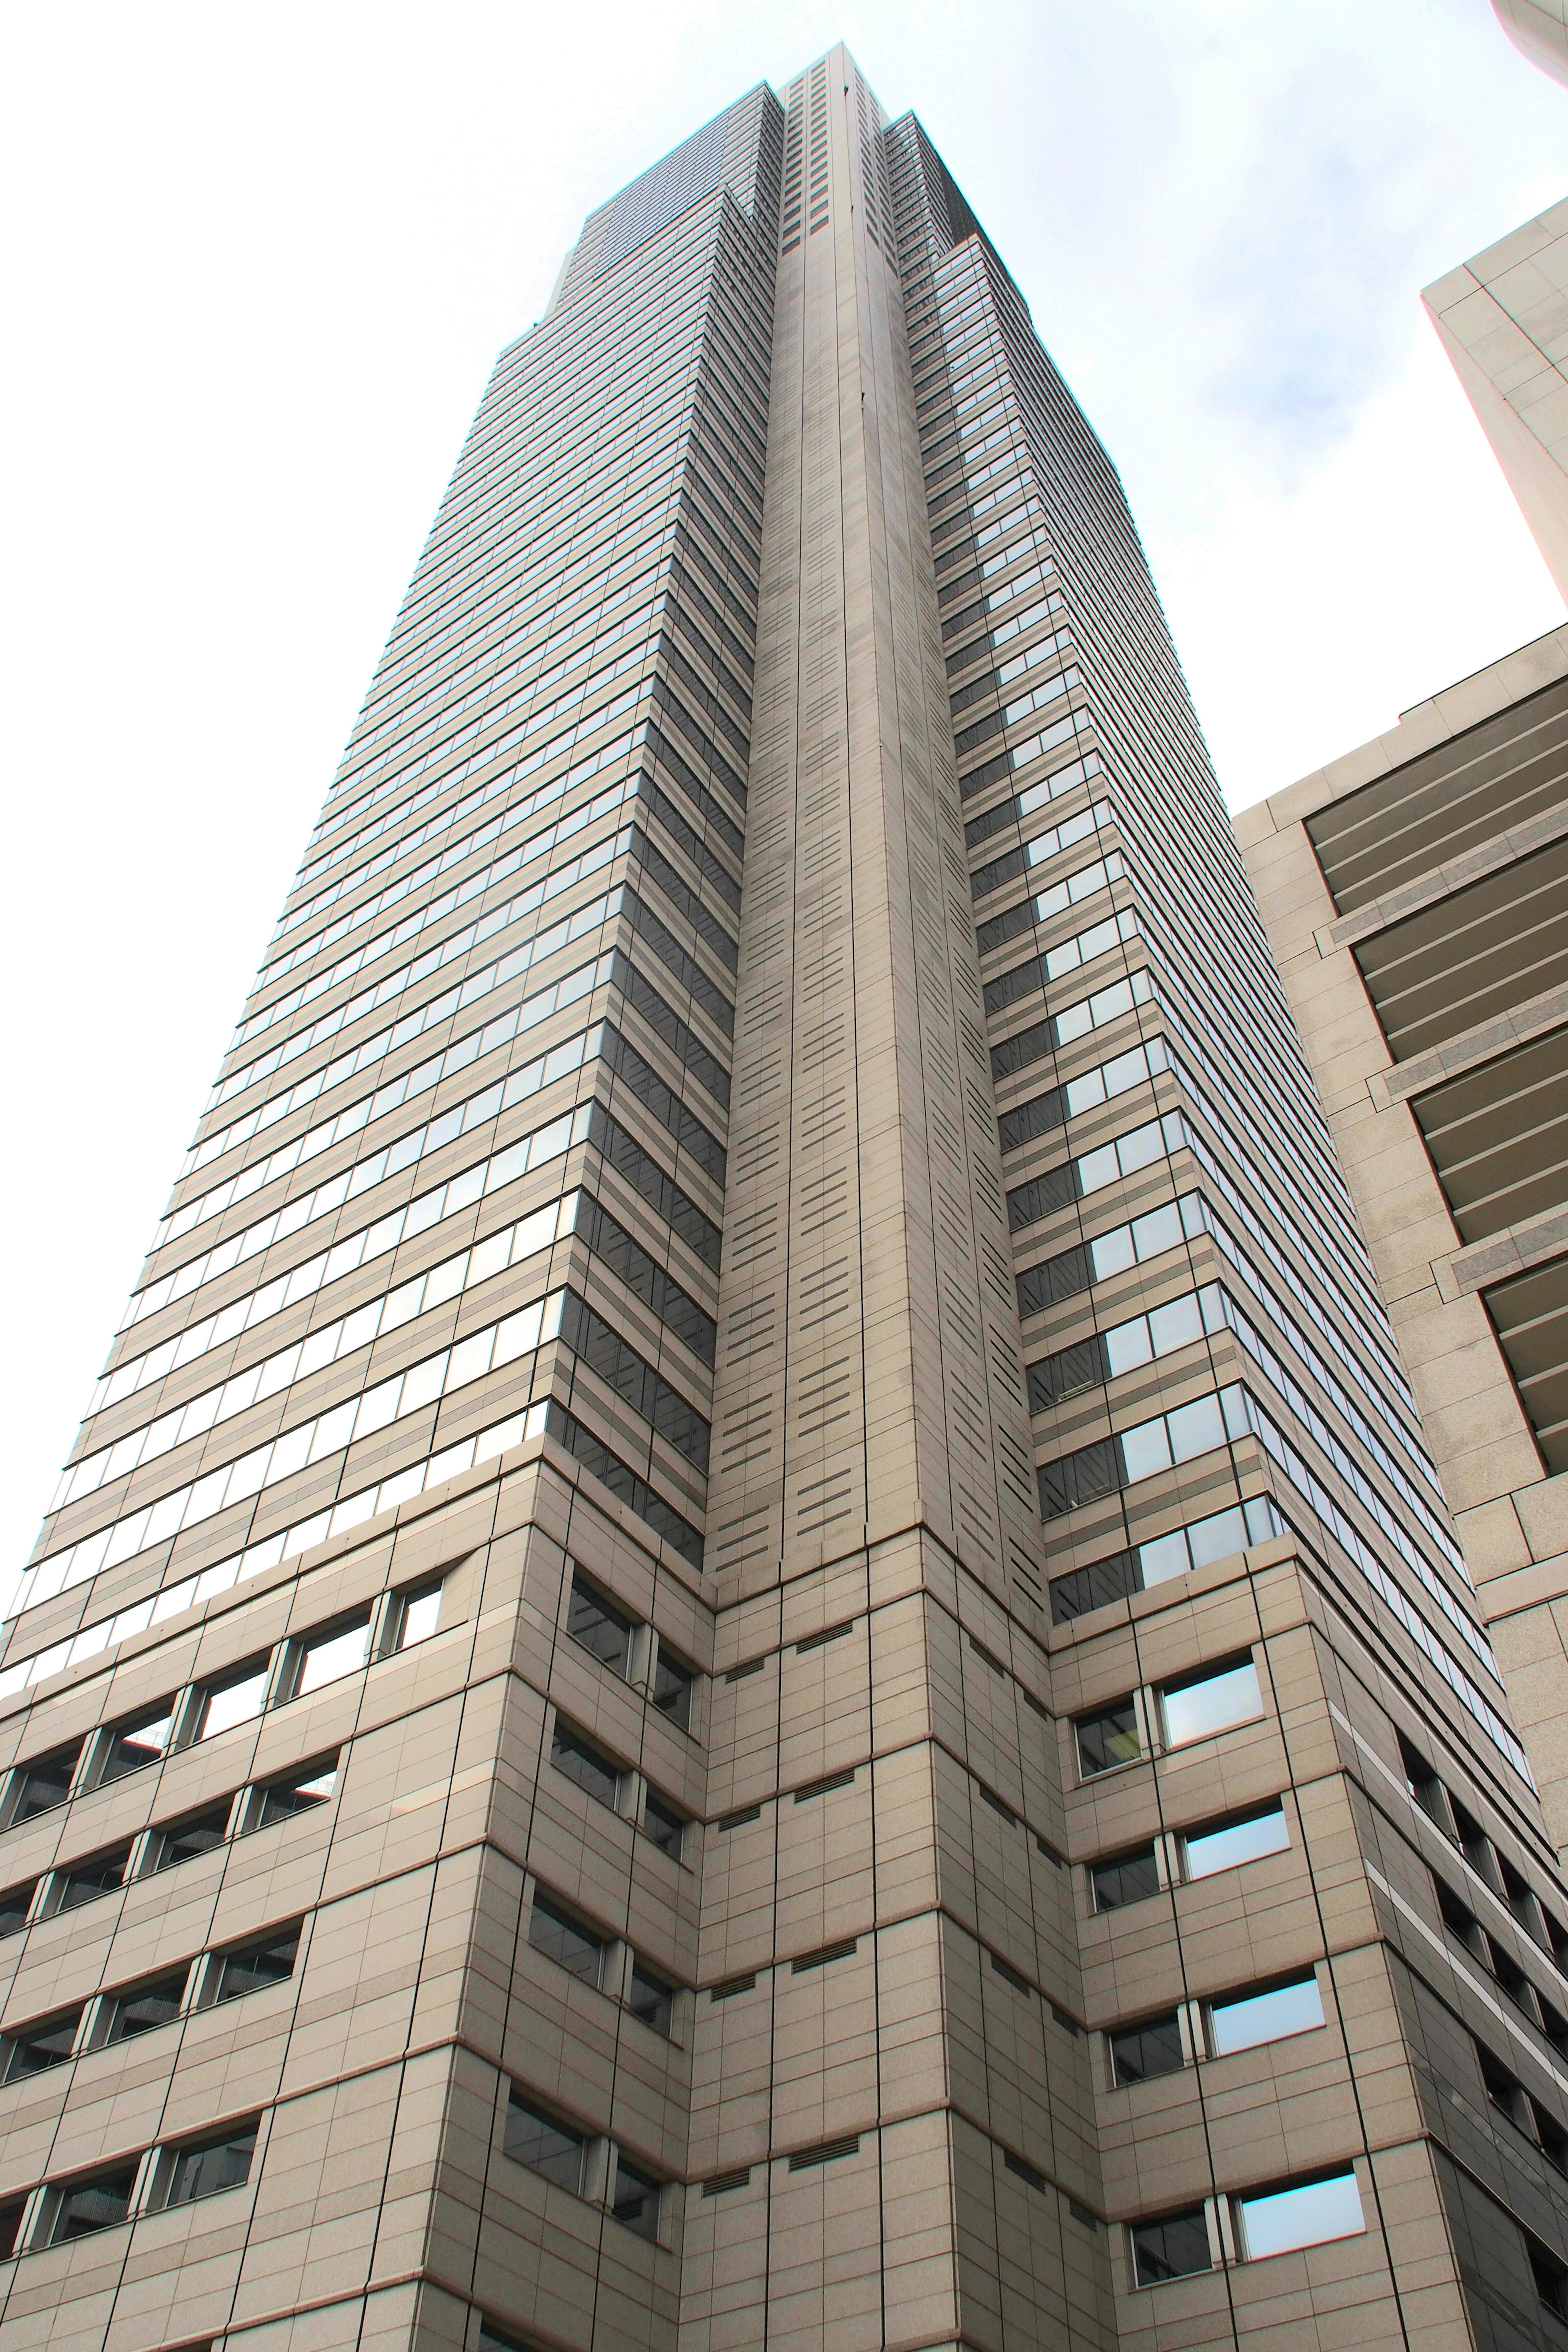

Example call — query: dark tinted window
[528,1895,603,1985]
[50,2164,137,2242]
[1534,2102,1568,2174]
[503,2092,582,2190]
[155,1807,231,1870]
[56,1845,131,1909]
[1131,2205,1211,2286]
[1110,2013,1183,2086]
[628,1962,675,2036]
[1398,1734,1448,1827]
[568,1575,633,1675]
[255,1760,338,1828]
[1091,1845,1160,1913]
[213,1929,299,2003]
[0,2198,24,2260]
[98,1708,176,1786]
[11,1742,84,1822]
[1533,2239,1568,2321]
[1486,1935,1533,2006]
[2,2008,82,2080]
[1076,1701,1140,1777]
[643,1791,685,1859]
[167,2126,256,2205]
[612,2153,661,2238]
[0,1884,36,1938]
[550,1724,620,1808]
[652,1646,695,1730]
[107,1970,187,2041]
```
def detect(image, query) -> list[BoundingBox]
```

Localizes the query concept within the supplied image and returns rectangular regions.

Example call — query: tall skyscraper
[6,44,1568,2352]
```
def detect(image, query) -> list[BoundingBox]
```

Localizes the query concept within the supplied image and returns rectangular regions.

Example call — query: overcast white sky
[2,0,1563,1608]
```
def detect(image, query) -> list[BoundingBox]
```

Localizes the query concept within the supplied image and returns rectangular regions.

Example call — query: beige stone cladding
[684,42,1089,2352]
[1423,198,1568,601]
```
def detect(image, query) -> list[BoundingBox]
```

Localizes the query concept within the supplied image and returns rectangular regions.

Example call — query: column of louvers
[679,46,1109,2352]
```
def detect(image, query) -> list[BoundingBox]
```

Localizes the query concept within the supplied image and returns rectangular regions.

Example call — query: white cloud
[0,0,1562,1606]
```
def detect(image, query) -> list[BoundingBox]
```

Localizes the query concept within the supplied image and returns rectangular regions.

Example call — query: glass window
[643,1791,685,1860]
[652,1644,695,1731]
[612,2152,662,2239]
[254,1760,338,1829]
[56,1845,132,1910]
[1182,1804,1288,1883]
[1533,2102,1568,2174]
[49,2165,138,2242]
[396,1581,443,1650]
[528,1894,604,1985]
[504,2091,583,2190]
[165,2125,257,2206]
[1532,2241,1568,2320]
[0,1884,36,1938]
[1091,1845,1160,1913]
[1398,1734,1448,1827]
[154,1806,231,1869]
[98,1707,176,1785]
[568,1573,634,1675]
[106,1970,188,2042]
[1160,1657,1261,1749]
[198,1664,270,1741]
[1209,1972,1324,2057]
[1236,2169,1363,2260]
[3,2009,82,2080]
[1077,1701,1141,1778]
[550,1724,620,1809]
[213,1929,300,2002]
[0,2198,24,2260]
[1110,2012,1183,2086]
[294,1617,371,1697]
[1131,2206,1211,2286]
[10,1741,85,1822]
[628,1961,675,2037]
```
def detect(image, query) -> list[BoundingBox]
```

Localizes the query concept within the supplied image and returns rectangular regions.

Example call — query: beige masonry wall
[1238,624,1568,1857]
[1423,198,1568,604]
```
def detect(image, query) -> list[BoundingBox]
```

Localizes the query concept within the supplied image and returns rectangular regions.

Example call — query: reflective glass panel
[1183,1806,1288,1882]
[1209,1974,1324,2057]
[200,1669,269,1740]
[1237,2170,1363,2260]
[296,1620,370,1696]
[1162,1660,1261,1749]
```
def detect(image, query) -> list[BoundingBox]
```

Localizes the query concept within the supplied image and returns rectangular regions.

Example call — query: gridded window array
[1129,2168,1363,2286]
[525,1887,679,2040]
[567,1568,698,1730]
[0,1575,449,1877]
[1074,1652,1264,1779]
[1089,1800,1290,1913]
[1401,1733,1568,1972]
[0,2115,261,2257]
[0,1924,301,2083]
[503,2086,664,2240]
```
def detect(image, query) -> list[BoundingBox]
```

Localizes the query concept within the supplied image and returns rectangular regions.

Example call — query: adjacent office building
[1422,200,1568,605]
[4,44,1568,2352]
[1492,0,1568,91]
